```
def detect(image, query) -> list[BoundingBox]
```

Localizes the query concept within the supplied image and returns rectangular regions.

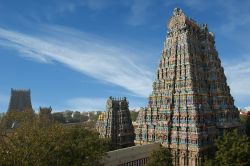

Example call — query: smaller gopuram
[96,112,107,137]
[8,88,33,112]
[96,97,135,150]
[4,89,34,129]
[38,106,53,122]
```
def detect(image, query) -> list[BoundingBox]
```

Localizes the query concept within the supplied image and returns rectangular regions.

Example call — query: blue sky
[0,0,250,112]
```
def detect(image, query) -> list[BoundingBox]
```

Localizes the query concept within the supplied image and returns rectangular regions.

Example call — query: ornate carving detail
[168,8,186,31]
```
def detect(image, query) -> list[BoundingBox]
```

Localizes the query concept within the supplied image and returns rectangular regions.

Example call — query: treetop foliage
[0,111,109,166]
[146,146,173,166]
[205,130,250,166]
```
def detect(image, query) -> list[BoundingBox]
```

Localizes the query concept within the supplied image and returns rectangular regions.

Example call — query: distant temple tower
[38,106,53,121]
[8,88,33,112]
[135,8,241,166]
[96,97,135,150]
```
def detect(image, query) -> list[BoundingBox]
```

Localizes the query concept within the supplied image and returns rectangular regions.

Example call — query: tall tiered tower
[135,8,241,166]
[96,97,135,150]
[8,88,33,112]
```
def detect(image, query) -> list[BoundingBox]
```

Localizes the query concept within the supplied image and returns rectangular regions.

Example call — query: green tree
[0,109,35,130]
[72,111,88,123]
[89,111,102,122]
[205,130,250,166]
[52,112,66,123]
[64,110,74,122]
[245,113,250,137]
[130,111,139,122]
[204,158,217,166]
[216,131,250,166]
[240,114,247,124]
[146,146,173,166]
[0,112,109,165]
[0,112,5,123]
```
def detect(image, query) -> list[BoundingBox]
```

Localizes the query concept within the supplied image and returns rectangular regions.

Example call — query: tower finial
[173,7,183,16]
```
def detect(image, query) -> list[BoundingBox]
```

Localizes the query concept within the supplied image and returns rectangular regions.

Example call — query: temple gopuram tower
[38,106,53,122]
[4,89,34,129]
[135,8,241,166]
[8,88,33,112]
[96,97,135,150]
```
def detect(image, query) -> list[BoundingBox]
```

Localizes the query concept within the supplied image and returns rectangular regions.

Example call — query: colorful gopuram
[135,8,241,166]
[96,97,135,150]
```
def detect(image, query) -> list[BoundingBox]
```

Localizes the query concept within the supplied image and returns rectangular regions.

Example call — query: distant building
[96,96,135,150]
[8,88,33,112]
[239,107,250,116]
[243,106,250,112]
[240,112,249,116]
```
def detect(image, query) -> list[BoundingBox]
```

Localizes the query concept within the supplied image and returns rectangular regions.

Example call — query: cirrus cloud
[0,25,154,97]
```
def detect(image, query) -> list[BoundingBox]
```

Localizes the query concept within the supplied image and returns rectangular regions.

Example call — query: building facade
[135,8,241,166]
[96,97,135,150]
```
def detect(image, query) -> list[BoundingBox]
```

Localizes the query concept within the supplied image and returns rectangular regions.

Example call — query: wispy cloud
[18,0,123,23]
[0,93,9,104]
[223,56,250,108]
[183,0,214,11]
[56,0,107,13]
[57,2,77,13]
[56,0,129,13]
[0,26,153,97]
[180,0,250,35]
[244,106,250,111]
[67,97,106,111]
[127,0,153,26]
[224,56,250,96]
[81,0,111,10]
[214,0,250,35]
[66,96,146,111]
[0,93,9,112]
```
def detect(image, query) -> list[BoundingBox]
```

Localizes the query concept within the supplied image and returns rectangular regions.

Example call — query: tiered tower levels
[135,8,241,166]
[8,88,33,112]
[96,97,135,150]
